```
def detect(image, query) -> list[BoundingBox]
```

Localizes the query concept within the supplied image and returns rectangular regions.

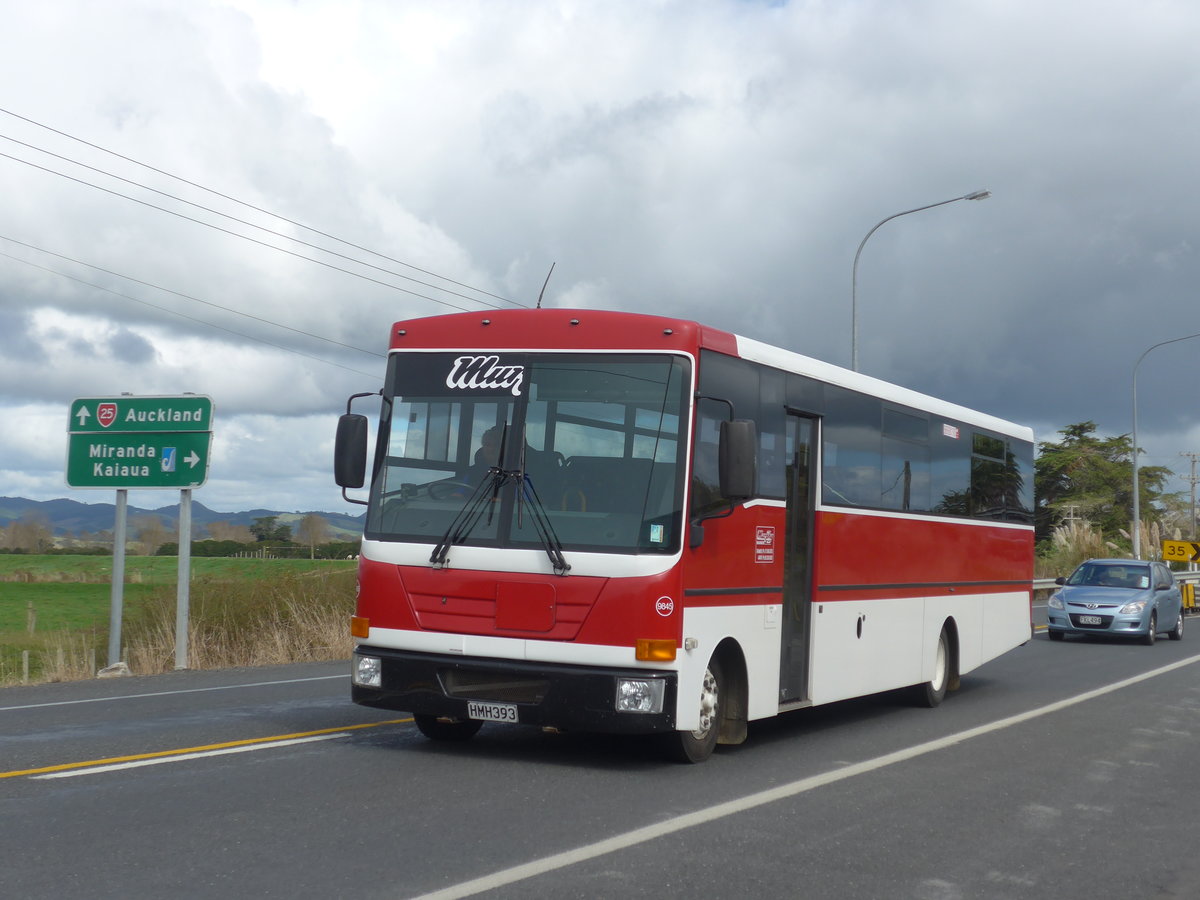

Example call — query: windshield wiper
[429,423,571,576]
[515,428,570,576]
[429,467,507,569]
[519,473,571,576]
[430,424,512,569]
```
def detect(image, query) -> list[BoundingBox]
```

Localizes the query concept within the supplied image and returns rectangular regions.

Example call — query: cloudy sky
[2,0,1199,520]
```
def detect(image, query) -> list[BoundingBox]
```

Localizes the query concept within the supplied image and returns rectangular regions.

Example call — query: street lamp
[1130,331,1200,558]
[851,189,991,372]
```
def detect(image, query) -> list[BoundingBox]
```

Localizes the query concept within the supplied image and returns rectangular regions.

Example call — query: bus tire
[414,714,483,742]
[665,659,723,763]
[913,626,951,708]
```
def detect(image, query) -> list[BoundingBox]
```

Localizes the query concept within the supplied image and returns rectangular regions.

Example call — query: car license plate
[467,701,518,723]
[1079,615,1102,625]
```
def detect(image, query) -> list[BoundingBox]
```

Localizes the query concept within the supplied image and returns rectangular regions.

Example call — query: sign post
[67,394,213,672]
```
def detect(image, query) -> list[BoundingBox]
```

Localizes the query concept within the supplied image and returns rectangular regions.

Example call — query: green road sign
[69,395,213,433]
[66,432,212,489]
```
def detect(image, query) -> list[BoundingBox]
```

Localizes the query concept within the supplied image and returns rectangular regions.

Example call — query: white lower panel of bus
[806,590,1030,707]
[362,625,676,671]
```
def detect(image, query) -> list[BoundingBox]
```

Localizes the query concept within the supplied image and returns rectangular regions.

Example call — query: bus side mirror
[719,419,757,502]
[334,414,369,489]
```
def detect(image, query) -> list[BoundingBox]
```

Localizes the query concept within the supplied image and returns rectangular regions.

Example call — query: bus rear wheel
[913,626,951,708]
[665,660,723,763]
[414,714,483,742]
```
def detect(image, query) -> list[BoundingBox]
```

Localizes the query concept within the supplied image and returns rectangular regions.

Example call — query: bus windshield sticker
[445,355,525,397]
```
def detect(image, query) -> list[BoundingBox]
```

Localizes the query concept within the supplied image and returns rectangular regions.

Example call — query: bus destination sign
[66,394,214,489]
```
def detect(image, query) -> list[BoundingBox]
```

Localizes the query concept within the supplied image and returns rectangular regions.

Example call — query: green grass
[0,555,356,684]
[0,582,159,632]
[0,554,353,585]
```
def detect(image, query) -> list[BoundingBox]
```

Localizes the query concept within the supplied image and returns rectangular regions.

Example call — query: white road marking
[411,652,1200,900]
[0,674,347,712]
[31,733,347,779]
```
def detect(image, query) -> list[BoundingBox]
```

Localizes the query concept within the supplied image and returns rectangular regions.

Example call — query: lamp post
[1131,331,1200,558]
[851,189,991,372]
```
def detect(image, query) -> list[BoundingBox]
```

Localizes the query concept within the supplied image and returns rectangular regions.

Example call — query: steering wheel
[427,480,475,500]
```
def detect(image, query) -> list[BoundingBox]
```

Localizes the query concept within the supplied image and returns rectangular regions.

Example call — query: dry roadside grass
[6,567,356,684]
[124,569,356,674]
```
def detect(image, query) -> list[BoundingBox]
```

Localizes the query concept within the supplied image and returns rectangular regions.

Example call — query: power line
[0,131,510,311]
[0,106,525,309]
[0,233,383,359]
[0,148,485,314]
[0,249,383,379]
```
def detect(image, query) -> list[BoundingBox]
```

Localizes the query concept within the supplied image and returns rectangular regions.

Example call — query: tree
[207,520,255,542]
[132,515,173,556]
[1034,421,1173,546]
[2,513,53,552]
[295,514,331,559]
[250,516,292,542]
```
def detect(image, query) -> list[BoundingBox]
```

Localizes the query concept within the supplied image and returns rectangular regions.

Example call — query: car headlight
[1048,593,1065,610]
[1120,600,1147,615]
[615,678,665,713]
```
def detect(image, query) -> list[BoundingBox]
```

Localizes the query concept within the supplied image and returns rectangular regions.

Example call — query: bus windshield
[364,352,691,556]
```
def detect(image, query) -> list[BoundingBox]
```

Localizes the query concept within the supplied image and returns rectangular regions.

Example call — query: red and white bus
[335,308,1034,762]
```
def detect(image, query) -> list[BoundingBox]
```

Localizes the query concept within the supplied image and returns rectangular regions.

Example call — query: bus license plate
[1079,615,1102,625]
[467,701,518,723]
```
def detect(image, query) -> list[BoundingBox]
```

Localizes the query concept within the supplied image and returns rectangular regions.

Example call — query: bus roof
[388,308,1032,443]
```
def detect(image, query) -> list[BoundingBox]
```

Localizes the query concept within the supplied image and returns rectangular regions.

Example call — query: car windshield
[364,351,690,556]
[1066,562,1151,590]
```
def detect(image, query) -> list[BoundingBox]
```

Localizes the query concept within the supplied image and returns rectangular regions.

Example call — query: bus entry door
[780,413,816,703]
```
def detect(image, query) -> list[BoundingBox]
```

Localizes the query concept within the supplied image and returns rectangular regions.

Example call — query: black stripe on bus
[818,580,1031,592]
[683,586,784,597]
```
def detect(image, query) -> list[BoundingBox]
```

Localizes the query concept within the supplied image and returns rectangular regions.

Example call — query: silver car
[1047,558,1184,644]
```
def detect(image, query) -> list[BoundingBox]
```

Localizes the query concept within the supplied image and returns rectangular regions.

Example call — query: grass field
[0,554,356,685]
[0,554,353,584]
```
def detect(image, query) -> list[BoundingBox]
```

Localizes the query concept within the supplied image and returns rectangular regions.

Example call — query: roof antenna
[536,262,555,309]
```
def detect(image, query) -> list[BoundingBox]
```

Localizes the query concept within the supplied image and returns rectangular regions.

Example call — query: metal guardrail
[1033,571,1200,591]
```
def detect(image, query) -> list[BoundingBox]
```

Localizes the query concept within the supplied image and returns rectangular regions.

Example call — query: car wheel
[1169,610,1185,641]
[665,659,722,763]
[913,626,950,707]
[1048,630,1064,642]
[1141,611,1158,646]
[413,714,483,742]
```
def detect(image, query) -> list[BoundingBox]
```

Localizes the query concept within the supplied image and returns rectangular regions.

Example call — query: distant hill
[0,496,365,540]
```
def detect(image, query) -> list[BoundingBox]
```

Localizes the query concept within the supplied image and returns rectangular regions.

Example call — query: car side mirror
[1054,577,1066,586]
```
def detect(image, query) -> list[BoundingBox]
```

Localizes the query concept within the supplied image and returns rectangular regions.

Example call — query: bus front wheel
[414,714,483,742]
[665,660,723,763]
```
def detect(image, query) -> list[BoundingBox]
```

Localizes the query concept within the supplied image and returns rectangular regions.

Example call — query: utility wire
[0,233,382,358]
[0,249,383,379]
[0,106,524,308]
[0,148,481,313]
[0,131,507,310]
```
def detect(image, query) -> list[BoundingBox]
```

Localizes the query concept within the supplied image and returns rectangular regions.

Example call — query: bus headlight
[615,678,665,714]
[353,654,382,688]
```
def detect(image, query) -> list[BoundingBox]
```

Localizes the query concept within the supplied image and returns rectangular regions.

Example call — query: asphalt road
[3,622,1200,900]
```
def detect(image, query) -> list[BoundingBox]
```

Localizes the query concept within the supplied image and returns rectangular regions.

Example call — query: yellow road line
[0,717,412,780]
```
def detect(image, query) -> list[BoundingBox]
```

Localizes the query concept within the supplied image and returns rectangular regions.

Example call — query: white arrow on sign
[75,407,91,427]
[184,450,201,469]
